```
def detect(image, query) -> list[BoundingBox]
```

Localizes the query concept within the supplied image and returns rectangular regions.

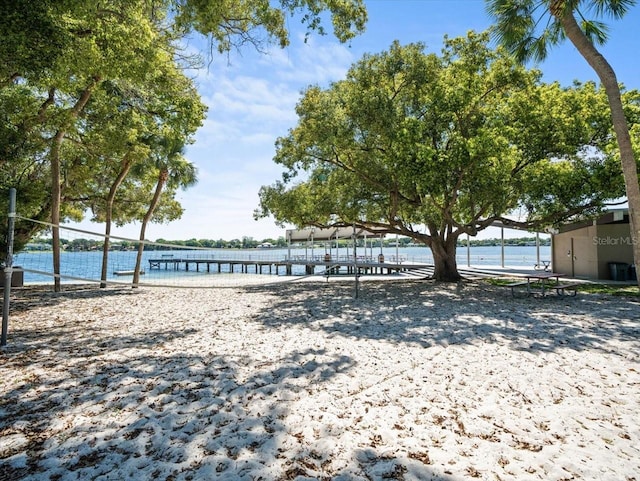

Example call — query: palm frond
[488,0,635,63]
[589,0,637,18]
[487,0,560,62]
[580,19,611,43]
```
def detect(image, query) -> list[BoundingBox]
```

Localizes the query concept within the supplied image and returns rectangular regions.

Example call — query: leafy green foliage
[174,0,367,49]
[0,0,366,259]
[0,0,74,82]
[257,32,628,280]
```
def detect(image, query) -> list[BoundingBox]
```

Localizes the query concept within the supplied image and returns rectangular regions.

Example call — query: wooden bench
[507,281,530,297]
[552,283,579,297]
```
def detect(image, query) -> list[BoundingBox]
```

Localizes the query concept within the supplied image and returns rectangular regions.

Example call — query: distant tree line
[26,236,290,251]
[25,234,548,252]
[459,236,550,247]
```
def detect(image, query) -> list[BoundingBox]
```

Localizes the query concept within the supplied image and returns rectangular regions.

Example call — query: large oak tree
[256,32,627,281]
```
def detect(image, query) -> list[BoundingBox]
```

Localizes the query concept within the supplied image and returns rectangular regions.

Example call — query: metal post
[353,223,359,299]
[536,231,541,267]
[366,234,370,260]
[501,227,505,268]
[2,188,17,347]
[467,233,471,267]
[395,234,399,264]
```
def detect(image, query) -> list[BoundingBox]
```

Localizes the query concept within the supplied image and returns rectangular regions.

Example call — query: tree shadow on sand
[4,284,140,314]
[246,279,640,356]
[0,297,464,481]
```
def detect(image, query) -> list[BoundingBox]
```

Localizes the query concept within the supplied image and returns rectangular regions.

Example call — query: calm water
[13,245,550,284]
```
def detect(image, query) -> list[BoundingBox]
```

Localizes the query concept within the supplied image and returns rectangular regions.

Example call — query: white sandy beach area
[1,278,639,480]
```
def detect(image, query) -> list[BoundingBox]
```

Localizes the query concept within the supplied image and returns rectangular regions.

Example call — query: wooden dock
[148,257,289,275]
[147,256,425,276]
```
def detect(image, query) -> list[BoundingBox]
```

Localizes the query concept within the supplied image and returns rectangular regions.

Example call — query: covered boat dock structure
[146,253,427,277]
[146,223,553,279]
[146,226,421,277]
[285,226,397,274]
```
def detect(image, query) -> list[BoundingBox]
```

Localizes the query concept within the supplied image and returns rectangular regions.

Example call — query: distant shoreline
[22,235,550,253]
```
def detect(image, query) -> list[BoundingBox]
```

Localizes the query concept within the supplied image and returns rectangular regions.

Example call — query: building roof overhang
[286,226,387,242]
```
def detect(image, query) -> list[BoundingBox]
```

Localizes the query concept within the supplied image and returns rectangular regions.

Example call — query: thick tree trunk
[557,11,640,288]
[429,234,462,282]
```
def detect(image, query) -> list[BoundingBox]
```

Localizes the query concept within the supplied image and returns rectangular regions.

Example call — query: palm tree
[486,0,640,288]
[132,137,198,286]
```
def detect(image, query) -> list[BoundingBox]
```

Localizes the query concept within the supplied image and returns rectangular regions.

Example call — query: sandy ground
[1,278,639,481]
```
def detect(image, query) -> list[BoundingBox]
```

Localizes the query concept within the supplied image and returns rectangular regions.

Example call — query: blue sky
[81,0,640,242]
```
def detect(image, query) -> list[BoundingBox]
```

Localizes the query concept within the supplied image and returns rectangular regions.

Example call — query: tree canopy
[256,32,629,280]
[0,0,368,289]
[0,0,367,226]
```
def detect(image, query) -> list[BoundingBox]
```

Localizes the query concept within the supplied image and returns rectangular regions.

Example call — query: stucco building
[551,209,636,281]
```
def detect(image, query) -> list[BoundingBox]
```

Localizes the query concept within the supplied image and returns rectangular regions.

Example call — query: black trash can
[629,264,637,281]
[608,262,629,281]
[0,266,24,288]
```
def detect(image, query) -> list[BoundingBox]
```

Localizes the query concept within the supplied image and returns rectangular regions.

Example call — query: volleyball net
[8,215,380,290]
[1,202,391,346]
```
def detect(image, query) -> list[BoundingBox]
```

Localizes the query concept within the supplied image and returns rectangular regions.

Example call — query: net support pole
[501,227,505,268]
[395,234,399,264]
[353,223,359,299]
[2,188,17,347]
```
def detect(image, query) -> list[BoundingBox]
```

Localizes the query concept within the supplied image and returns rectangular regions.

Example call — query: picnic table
[508,272,579,297]
[534,260,551,271]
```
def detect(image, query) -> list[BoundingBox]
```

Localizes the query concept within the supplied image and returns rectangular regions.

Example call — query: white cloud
[165,35,357,240]
[266,34,355,86]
